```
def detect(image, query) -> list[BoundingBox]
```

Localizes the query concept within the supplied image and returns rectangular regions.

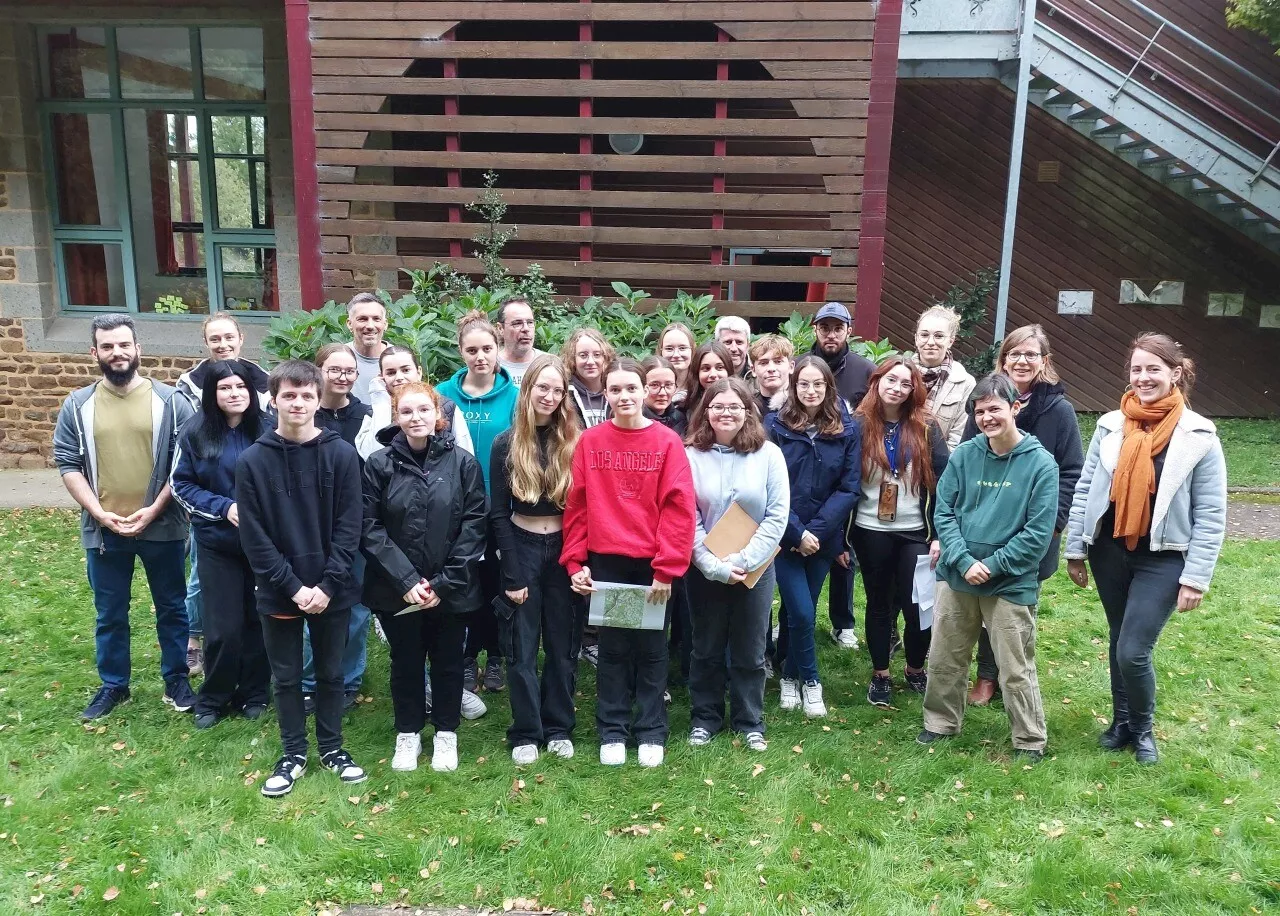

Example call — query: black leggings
[850,526,931,671]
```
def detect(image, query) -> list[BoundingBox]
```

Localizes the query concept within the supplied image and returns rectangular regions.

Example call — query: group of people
[53,292,1227,799]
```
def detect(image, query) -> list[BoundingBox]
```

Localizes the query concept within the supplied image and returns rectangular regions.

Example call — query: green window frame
[37,25,276,318]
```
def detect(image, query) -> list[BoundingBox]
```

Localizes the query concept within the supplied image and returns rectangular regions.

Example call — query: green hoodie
[933,432,1059,606]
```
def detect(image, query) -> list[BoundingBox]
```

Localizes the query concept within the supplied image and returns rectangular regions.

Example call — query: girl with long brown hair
[683,340,734,417]
[851,357,949,707]
[489,354,583,765]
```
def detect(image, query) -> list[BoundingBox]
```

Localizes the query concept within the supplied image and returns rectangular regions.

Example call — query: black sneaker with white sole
[261,754,307,797]
[867,674,893,707]
[163,677,196,713]
[82,685,130,720]
[322,748,368,785]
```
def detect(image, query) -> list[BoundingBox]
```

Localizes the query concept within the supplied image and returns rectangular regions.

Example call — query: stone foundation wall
[0,318,197,467]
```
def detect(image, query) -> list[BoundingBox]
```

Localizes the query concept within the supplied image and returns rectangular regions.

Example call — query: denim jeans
[86,530,189,689]
[302,552,369,694]
[827,556,856,631]
[261,607,351,757]
[501,528,580,747]
[850,526,931,671]
[687,565,774,735]
[1088,535,1184,734]
[774,550,830,683]
[184,531,203,640]
[377,607,466,734]
[194,541,269,716]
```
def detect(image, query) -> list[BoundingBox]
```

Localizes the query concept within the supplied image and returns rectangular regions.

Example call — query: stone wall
[0,318,196,467]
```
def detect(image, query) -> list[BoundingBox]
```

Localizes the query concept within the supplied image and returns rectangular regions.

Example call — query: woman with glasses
[961,324,1083,706]
[314,344,372,446]
[913,305,975,451]
[684,341,734,417]
[685,378,788,752]
[765,356,861,719]
[657,323,698,404]
[850,358,949,707]
[640,356,687,437]
[562,328,615,428]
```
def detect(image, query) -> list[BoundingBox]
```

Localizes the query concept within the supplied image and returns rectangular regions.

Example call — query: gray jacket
[53,379,195,549]
[1065,407,1227,592]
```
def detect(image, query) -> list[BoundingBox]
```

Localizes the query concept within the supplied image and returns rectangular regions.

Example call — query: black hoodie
[315,396,372,452]
[235,427,364,615]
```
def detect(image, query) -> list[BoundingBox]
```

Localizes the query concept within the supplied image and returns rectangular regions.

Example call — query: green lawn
[2,511,1278,915]
[1076,417,1280,488]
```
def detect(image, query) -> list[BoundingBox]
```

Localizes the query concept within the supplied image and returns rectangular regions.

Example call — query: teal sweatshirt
[436,366,518,494]
[933,432,1059,606]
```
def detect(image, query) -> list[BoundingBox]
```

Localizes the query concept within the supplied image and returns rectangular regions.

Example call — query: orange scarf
[1110,389,1184,549]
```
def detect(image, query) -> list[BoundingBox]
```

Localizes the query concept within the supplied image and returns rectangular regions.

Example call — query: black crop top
[489,425,564,591]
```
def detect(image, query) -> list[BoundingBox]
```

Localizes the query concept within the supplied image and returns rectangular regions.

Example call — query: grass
[1075,417,1280,489]
[2,511,1279,916]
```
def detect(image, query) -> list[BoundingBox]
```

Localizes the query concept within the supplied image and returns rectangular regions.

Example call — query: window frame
[37,24,275,319]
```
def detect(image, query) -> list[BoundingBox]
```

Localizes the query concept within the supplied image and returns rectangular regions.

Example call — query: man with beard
[54,314,197,720]
[345,292,390,403]
[810,302,876,651]
[496,296,545,388]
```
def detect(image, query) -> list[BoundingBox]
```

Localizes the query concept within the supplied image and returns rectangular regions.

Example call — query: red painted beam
[855,0,904,340]
[285,0,322,309]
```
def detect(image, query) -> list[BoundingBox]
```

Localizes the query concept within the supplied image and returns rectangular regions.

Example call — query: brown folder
[702,502,780,589]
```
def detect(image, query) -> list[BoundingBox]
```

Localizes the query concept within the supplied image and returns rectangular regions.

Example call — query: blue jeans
[86,530,189,688]
[774,551,830,684]
[185,532,203,640]
[301,552,370,694]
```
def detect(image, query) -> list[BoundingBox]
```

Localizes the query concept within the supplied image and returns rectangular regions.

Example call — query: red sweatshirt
[560,420,696,584]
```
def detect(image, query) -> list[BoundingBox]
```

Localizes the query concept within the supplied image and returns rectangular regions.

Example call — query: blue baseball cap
[812,302,852,325]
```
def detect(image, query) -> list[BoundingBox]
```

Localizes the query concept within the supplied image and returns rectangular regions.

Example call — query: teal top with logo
[436,366,518,495]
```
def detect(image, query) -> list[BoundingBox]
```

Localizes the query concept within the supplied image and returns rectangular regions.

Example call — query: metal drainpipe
[994,0,1038,343]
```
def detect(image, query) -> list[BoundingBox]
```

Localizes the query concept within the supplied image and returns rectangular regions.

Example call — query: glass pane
[122,109,211,316]
[50,112,118,227]
[219,245,278,312]
[254,161,269,227]
[62,243,126,308]
[41,27,110,99]
[215,158,254,229]
[118,27,194,99]
[249,115,266,155]
[201,28,265,101]
[211,114,249,155]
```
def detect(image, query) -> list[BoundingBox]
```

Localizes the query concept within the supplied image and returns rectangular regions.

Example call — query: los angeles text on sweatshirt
[560,420,696,585]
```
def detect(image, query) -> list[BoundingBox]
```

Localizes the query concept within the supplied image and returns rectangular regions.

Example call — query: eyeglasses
[532,383,564,398]
[325,367,359,379]
[882,379,914,392]
[646,382,676,393]
[662,345,692,355]
[504,319,535,330]
[1006,352,1043,364]
[707,405,745,415]
[796,381,827,392]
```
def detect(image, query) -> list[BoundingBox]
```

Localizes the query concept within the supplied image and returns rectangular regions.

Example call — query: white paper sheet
[913,553,937,631]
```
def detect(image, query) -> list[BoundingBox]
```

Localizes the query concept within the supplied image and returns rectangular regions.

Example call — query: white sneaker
[801,680,827,718]
[392,732,421,771]
[638,744,665,767]
[432,731,459,772]
[745,731,768,752]
[832,628,859,650]
[779,678,801,711]
[547,739,575,759]
[512,743,538,765]
[460,689,487,720]
[599,742,625,766]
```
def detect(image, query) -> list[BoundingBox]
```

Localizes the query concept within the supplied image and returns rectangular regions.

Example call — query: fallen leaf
[195,888,208,899]
[811,822,823,832]
[752,764,765,778]
[111,741,126,751]
[254,886,267,895]
[255,837,267,846]
[348,796,362,805]
[103,887,119,901]
[673,852,686,861]
[371,882,384,894]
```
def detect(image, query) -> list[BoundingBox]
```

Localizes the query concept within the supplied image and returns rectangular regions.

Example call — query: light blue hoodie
[686,441,790,583]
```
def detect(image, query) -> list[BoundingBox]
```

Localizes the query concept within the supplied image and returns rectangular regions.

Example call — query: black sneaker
[163,678,196,713]
[916,728,951,745]
[1014,748,1045,764]
[462,658,479,694]
[579,644,599,668]
[482,658,505,692]
[194,712,220,730]
[322,748,368,785]
[867,674,893,707]
[343,690,359,711]
[242,703,268,720]
[303,694,315,717]
[904,669,928,694]
[261,754,307,797]
[81,685,130,720]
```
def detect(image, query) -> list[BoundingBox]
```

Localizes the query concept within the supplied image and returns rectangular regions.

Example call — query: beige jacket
[922,359,976,451]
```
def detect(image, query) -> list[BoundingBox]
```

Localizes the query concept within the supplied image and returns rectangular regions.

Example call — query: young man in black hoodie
[236,360,368,797]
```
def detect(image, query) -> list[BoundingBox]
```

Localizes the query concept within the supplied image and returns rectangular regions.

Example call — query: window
[38,25,277,315]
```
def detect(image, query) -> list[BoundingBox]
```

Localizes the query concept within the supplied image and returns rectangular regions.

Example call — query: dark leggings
[850,526,930,671]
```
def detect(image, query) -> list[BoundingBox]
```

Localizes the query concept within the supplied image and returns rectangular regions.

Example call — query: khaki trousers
[922,580,1047,751]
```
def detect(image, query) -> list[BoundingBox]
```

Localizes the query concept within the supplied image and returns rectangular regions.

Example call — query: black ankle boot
[1132,730,1158,765]
[1098,720,1133,751]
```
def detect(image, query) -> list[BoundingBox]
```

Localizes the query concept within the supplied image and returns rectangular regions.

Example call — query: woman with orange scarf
[1064,334,1227,765]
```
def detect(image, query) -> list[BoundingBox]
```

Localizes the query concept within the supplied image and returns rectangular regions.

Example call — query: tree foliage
[1227,0,1280,52]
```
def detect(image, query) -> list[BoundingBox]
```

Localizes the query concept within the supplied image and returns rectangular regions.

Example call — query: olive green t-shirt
[94,379,154,517]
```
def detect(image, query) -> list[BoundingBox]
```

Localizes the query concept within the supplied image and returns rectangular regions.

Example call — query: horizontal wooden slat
[320,183,861,212]
[312,59,873,78]
[313,19,873,40]
[314,113,864,138]
[312,40,872,61]
[323,254,860,283]
[316,149,863,175]
[324,220,856,248]
[309,3,875,22]
[312,77,869,100]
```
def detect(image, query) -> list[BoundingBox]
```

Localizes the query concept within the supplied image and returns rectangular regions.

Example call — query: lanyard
[884,422,901,479]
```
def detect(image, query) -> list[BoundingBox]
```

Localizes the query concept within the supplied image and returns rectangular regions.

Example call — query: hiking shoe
[744,731,768,752]
[194,711,221,729]
[462,658,479,693]
[579,644,599,668]
[343,690,359,711]
[242,703,268,720]
[461,689,488,720]
[1099,720,1133,751]
[186,645,204,678]
[1014,748,1045,764]
[512,744,538,766]
[432,731,459,772]
[688,726,713,747]
[483,658,505,692]
[779,677,801,711]
[832,628,858,649]
[916,728,950,745]
[547,739,575,759]
[904,669,928,694]
[1133,730,1159,766]
[322,748,367,784]
[867,674,893,707]
[392,732,421,771]
[599,742,625,766]
[82,685,130,720]
[638,744,664,767]
[801,680,827,718]
[968,678,997,707]
[163,677,196,713]
[303,694,316,717]
[261,754,307,797]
